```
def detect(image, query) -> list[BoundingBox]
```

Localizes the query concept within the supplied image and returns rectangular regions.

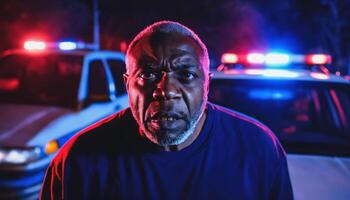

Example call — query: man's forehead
[131,33,204,60]
[126,31,209,74]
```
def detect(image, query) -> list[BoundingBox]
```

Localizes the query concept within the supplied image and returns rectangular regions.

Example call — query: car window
[209,79,350,156]
[0,54,83,108]
[107,59,126,96]
[333,88,350,132]
[87,60,110,102]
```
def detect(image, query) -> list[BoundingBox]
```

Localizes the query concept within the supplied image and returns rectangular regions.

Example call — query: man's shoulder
[50,108,135,164]
[208,102,273,134]
[71,107,134,142]
[207,102,285,158]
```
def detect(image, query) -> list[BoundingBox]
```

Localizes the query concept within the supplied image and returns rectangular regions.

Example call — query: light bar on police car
[305,54,332,65]
[220,52,332,66]
[24,40,46,51]
[58,41,77,50]
[221,53,238,64]
[265,53,290,66]
[247,53,265,64]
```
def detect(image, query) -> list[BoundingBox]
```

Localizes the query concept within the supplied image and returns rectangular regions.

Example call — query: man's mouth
[148,112,186,130]
[150,112,183,121]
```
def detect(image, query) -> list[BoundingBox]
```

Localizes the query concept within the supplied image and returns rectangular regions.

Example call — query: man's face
[126,32,208,146]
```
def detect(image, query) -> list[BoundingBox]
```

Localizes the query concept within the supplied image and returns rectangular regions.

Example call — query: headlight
[0,147,42,164]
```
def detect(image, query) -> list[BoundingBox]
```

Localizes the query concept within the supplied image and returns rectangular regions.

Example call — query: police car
[208,52,350,200]
[0,40,129,199]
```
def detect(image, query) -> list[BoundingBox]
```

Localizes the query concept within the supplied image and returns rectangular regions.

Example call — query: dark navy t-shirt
[40,103,293,200]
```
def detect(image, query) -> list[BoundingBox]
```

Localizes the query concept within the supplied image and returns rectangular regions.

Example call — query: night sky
[1,0,350,71]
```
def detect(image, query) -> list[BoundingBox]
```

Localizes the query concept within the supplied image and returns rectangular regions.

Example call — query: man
[40,21,293,200]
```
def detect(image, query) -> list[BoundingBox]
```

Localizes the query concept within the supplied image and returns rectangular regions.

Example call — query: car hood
[287,154,350,200]
[0,104,71,147]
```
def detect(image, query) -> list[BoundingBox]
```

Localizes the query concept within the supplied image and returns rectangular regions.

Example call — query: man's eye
[180,71,196,81]
[139,71,157,80]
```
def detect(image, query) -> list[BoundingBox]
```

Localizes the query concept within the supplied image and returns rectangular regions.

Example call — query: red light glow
[306,54,331,65]
[24,40,46,51]
[224,70,241,75]
[310,72,329,80]
[221,53,238,64]
[0,78,20,91]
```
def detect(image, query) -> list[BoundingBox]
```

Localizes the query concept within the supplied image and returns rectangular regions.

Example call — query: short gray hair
[126,20,209,73]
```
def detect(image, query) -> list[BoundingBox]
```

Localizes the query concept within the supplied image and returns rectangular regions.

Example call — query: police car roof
[0,49,89,57]
[211,69,350,85]
[0,49,125,60]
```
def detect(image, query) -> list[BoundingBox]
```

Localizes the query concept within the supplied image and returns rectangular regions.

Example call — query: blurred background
[1,1,350,200]
[1,0,350,74]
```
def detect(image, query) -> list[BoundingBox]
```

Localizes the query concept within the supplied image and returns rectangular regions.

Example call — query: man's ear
[207,72,212,93]
[123,73,129,91]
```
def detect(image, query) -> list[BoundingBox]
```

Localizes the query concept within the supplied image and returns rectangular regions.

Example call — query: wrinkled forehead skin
[126,31,209,77]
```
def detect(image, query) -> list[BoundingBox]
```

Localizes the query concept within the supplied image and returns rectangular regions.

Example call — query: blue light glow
[265,53,290,66]
[261,69,299,78]
[58,42,77,50]
[249,89,293,100]
[247,53,265,64]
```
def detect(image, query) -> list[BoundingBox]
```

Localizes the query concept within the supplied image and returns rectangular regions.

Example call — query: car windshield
[0,53,83,108]
[209,78,350,156]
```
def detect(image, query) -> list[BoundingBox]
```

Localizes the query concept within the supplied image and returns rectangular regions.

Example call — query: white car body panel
[28,95,129,146]
[288,154,350,200]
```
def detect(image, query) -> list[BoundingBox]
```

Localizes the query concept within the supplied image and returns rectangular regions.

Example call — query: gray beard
[139,98,207,146]
[155,109,203,146]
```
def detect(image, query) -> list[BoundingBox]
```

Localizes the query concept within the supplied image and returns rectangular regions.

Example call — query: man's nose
[152,72,181,100]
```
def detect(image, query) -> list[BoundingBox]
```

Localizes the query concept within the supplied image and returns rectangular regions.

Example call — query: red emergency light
[305,54,332,65]
[24,40,46,51]
[221,53,239,64]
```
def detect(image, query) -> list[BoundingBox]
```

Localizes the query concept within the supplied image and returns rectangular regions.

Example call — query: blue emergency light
[58,42,77,50]
[265,53,290,66]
